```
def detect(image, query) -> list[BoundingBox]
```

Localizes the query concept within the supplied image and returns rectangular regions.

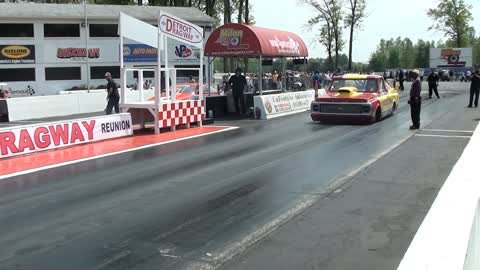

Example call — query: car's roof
[334,74,384,80]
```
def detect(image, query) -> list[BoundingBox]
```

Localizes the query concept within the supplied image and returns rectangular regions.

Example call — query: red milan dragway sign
[158,12,204,49]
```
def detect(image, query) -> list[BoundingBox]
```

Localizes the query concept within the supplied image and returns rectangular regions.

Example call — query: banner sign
[5,85,36,98]
[123,44,157,62]
[57,48,100,59]
[253,90,319,120]
[174,44,199,61]
[123,44,199,62]
[159,11,203,48]
[430,48,473,68]
[0,113,133,159]
[0,45,35,64]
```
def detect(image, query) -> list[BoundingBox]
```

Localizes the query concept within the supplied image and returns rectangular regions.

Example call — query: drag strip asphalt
[0,87,466,270]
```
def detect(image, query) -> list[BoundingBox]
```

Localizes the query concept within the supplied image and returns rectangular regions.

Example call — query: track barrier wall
[0,113,133,159]
[397,123,480,270]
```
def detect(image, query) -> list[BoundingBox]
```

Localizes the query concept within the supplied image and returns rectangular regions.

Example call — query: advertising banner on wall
[0,45,35,64]
[0,113,133,159]
[123,44,199,62]
[43,43,119,63]
[429,48,473,68]
[253,90,320,120]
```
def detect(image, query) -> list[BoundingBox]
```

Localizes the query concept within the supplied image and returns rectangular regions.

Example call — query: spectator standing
[105,72,120,115]
[466,70,472,82]
[409,70,422,130]
[228,68,248,114]
[313,71,321,87]
[467,69,480,108]
[427,69,440,99]
[398,69,405,91]
[420,69,424,81]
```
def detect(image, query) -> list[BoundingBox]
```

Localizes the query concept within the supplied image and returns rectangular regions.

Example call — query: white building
[0,2,214,96]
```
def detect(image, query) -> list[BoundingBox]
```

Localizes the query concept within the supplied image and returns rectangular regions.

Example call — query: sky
[251,0,480,63]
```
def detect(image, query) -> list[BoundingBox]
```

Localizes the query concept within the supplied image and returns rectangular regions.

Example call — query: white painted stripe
[423,129,475,133]
[415,134,471,139]
[0,126,239,181]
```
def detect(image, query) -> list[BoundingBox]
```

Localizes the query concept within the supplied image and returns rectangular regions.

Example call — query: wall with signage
[430,48,473,68]
[0,18,210,96]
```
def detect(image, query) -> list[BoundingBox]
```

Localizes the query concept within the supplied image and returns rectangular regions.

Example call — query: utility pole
[84,0,90,92]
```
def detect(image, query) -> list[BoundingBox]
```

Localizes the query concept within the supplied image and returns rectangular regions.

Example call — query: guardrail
[397,123,480,270]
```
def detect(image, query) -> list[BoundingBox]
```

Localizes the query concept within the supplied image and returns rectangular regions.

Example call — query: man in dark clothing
[467,69,480,108]
[105,72,120,114]
[398,69,405,91]
[409,69,421,130]
[427,69,440,98]
[228,68,247,114]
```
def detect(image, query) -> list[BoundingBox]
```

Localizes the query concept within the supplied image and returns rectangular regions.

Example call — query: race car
[311,74,399,123]
[147,83,222,101]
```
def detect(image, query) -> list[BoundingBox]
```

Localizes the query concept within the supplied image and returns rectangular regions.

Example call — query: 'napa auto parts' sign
[0,114,133,159]
[253,90,318,120]
[0,45,35,64]
[159,12,203,48]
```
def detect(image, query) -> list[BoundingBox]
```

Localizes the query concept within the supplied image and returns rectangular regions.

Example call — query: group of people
[408,68,480,130]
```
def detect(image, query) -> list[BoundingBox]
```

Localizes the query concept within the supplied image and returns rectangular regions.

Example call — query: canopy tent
[205,23,308,95]
[205,23,308,58]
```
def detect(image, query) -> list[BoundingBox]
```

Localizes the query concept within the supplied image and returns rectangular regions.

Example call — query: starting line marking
[0,126,238,181]
[422,129,475,133]
[415,134,471,139]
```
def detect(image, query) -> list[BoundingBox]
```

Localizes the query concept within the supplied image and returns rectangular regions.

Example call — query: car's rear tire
[392,102,397,115]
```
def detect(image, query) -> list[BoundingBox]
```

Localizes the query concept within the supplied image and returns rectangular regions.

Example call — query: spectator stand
[118,12,205,134]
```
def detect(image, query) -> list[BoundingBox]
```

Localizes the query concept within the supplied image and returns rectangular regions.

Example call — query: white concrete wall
[6,89,155,121]
[397,123,480,270]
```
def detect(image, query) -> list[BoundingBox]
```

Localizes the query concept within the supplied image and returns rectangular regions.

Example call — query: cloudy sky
[251,0,480,63]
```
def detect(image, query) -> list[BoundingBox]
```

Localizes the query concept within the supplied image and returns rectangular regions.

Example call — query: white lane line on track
[0,126,239,181]
[422,129,474,133]
[185,128,418,270]
[415,134,471,139]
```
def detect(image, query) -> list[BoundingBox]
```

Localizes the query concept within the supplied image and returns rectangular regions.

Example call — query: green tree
[318,24,334,69]
[344,0,366,71]
[427,0,473,47]
[387,48,399,68]
[305,0,344,69]
[399,38,414,68]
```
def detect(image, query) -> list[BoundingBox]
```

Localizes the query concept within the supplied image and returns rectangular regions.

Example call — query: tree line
[305,0,478,72]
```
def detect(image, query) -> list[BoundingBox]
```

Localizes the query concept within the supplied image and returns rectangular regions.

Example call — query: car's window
[329,79,378,93]
[379,79,387,92]
[383,79,392,91]
[180,86,195,94]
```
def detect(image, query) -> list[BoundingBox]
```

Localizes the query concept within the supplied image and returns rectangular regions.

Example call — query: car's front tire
[371,107,381,123]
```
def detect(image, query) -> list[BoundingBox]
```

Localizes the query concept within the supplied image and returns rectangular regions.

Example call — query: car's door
[378,79,393,114]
